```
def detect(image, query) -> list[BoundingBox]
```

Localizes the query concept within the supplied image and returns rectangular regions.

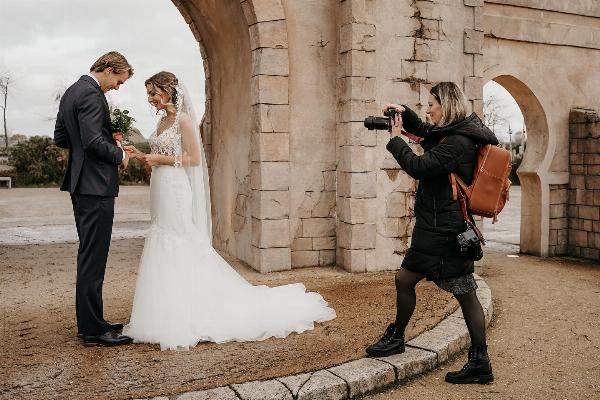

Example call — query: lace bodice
[148,120,181,158]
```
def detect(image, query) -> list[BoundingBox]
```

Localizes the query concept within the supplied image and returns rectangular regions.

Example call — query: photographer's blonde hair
[430,82,468,126]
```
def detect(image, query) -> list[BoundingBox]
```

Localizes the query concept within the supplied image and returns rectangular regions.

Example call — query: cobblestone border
[134,274,492,400]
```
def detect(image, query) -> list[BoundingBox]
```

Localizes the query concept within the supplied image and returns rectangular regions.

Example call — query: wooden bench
[0,176,12,189]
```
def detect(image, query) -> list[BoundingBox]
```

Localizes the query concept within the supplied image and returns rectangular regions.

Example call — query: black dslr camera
[364,108,399,132]
[457,222,484,261]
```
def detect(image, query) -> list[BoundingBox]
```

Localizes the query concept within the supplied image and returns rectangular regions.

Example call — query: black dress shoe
[445,345,494,384]
[78,322,124,338]
[365,323,405,357]
[82,330,133,347]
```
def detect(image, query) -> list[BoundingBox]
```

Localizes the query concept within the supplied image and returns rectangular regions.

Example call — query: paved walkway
[368,250,600,400]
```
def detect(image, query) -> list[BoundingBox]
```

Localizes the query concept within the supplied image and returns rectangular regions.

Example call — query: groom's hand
[120,150,130,170]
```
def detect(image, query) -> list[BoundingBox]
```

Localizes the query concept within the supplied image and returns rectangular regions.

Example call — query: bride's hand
[144,154,162,167]
[124,145,145,160]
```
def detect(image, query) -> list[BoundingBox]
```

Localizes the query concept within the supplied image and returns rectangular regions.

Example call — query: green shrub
[8,136,67,186]
[8,136,151,187]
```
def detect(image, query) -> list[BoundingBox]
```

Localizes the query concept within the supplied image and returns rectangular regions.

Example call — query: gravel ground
[0,239,456,400]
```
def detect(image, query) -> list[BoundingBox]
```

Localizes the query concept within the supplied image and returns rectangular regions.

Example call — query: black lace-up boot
[445,345,494,384]
[365,323,405,357]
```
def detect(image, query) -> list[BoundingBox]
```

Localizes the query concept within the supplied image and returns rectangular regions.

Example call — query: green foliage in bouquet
[110,108,136,143]
[8,136,67,186]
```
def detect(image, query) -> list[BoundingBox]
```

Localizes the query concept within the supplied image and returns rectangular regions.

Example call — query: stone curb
[134,274,492,400]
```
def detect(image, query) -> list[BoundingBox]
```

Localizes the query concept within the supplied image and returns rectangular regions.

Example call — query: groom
[54,51,133,346]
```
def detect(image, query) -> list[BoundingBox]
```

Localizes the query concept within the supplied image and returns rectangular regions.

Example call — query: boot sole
[445,374,494,384]
[83,339,133,347]
[366,346,406,358]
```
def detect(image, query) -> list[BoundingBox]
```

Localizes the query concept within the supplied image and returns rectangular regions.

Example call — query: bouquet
[110,108,136,144]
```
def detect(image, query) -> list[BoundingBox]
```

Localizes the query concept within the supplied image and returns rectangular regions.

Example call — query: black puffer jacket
[386,106,498,280]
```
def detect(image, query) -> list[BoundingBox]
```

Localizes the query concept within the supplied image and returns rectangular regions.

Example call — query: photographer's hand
[383,103,405,115]
[391,112,404,138]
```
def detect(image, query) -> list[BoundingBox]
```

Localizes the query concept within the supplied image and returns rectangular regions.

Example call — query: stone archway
[171,0,292,272]
[489,75,550,256]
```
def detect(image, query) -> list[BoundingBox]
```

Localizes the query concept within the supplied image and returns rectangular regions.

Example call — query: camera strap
[450,173,486,245]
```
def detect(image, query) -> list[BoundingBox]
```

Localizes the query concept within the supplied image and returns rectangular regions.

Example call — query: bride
[123,71,336,350]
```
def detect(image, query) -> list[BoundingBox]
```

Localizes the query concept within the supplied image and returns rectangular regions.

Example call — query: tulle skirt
[123,166,336,350]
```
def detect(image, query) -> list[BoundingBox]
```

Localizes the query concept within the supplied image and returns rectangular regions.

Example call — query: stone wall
[175,0,600,272]
[566,109,600,260]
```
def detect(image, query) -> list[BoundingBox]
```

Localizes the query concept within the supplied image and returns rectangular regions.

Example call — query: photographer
[365,82,499,385]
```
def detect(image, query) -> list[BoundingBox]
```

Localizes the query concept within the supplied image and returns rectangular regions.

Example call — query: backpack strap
[449,172,486,245]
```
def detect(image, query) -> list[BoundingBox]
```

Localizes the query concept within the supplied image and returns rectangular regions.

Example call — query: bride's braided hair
[145,71,179,112]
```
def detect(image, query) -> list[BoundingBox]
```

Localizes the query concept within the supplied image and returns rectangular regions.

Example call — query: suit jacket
[54,75,123,197]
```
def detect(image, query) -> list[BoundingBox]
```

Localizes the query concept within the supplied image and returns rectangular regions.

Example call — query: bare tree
[0,73,11,148]
[483,95,508,134]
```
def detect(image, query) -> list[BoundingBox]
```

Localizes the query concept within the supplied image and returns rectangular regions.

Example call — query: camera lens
[364,116,391,131]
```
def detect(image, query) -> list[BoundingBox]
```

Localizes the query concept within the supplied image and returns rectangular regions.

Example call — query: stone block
[582,247,600,259]
[464,0,484,6]
[579,206,600,220]
[252,48,289,77]
[252,218,290,247]
[312,191,336,218]
[550,188,568,204]
[550,217,568,230]
[386,192,407,218]
[463,76,483,100]
[337,172,377,198]
[249,20,288,51]
[303,217,335,237]
[174,387,238,400]
[323,171,336,191]
[339,50,376,78]
[313,236,336,250]
[415,0,441,20]
[252,246,291,273]
[319,250,336,266]
[232,379,292,400]
[338,76,376,102]
[376,346,437,381]
[414,38,438,62]
[584,153,600,165]
[339,22,376,53]
[251,133,290,162]
[339,0,377,24]
[241,0,285,25]
[400,60,428,82]
[328,358,395,398]
[586,176,600,190]
[337,197,377,224]
[407,318,467,364]
[338,99,379,123]
[250,161,289,190]
[278,370,347,400]
[473,6,483,31]
[569,175,585,189]
[338,145,376,172]
[337,248,367,272]
[252,104,290,133]
[337,122,377,147]
[292,250,320,267]
[252,190,289,220]
[251,75,288,105]
[464,29,483,54]
[338,222,376,249]
[292,237,312,251]
[549,204,566,219]
[570,229,589,247]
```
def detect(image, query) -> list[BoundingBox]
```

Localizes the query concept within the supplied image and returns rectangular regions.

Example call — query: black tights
[394,268,486,347]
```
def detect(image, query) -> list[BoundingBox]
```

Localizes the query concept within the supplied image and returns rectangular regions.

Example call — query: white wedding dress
[123,94,335,351]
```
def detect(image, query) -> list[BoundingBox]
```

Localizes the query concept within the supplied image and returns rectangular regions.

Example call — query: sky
[484,80,525,142]
[0,0,205,138]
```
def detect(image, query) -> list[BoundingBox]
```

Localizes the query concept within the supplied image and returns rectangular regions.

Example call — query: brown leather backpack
[450,144,512,224]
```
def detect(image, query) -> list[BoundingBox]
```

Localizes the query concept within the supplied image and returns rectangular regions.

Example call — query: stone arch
[171,0,292,272]
[489,75,551,256]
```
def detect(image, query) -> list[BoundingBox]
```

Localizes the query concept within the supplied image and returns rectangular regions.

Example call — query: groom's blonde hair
[90,51,134,77]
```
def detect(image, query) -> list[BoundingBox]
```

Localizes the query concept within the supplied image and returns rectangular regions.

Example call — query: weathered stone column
[335,0,379,272]
[242,0,293,272]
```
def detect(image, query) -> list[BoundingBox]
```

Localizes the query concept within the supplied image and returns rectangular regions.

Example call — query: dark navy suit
[54,75,124,336]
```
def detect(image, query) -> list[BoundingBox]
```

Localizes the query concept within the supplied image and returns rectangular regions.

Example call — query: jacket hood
[432,113,499,145]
